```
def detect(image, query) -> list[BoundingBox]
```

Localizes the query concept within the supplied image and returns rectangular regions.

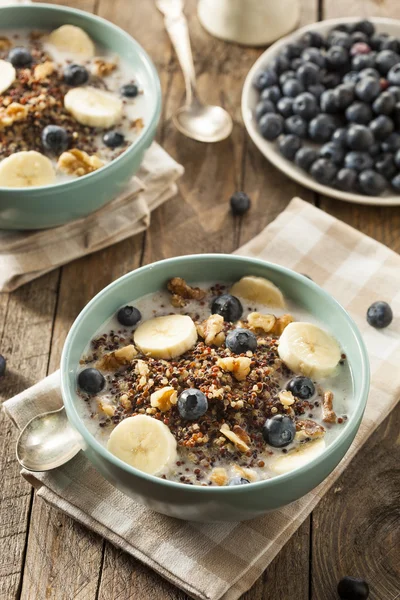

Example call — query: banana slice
[278,322,341,379]
[230,276,285,308]
[271,438,326,475]
[64,87,123,128]
[0,151,56,188]
[0,59,16,94]
[47,25,95,59]
[107,415,178,475]
[134,314,198,359]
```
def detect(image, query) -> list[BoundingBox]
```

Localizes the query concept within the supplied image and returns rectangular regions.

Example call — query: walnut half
[0,103,28,129]
[295,419,325,441]
[197,314,225,346]
[217,356,251,381]
[220,423,250,453]
[150,386,177,412]
[322,390,337,423]
[96,344,137,370]
[58,149,104,177]
[167,277,206,307]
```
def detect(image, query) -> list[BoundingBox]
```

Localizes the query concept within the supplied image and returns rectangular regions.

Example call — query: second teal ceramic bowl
[0,3,161,230]
[61,255,370,522]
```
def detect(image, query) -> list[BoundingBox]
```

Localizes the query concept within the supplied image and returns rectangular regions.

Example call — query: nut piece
[96,344,137,370]
[210,467,228,486]
[220,423,250,452]
[233,465,258,482]
[217,356,251,381]
[119,394,132,410]
[197,314,225,346]
[91,58,118,77]
[150,386,178,412]
[167,277,206,307]
[98,401,115,417]
[271,314,294,336]
[0,103,28,129]
[278,390,295,407]
[322,390,337,424]
[295,419,325,441]
[57,149,104,177]
[247,312,276,333]
[34,61,55,81]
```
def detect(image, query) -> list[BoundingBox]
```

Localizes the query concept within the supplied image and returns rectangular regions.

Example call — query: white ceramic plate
[242,17,400,206]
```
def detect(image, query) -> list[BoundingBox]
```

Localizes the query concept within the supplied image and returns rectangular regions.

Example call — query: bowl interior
[61,254,369,488]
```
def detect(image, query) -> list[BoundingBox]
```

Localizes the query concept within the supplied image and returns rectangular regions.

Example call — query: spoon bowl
[173,103,233,143]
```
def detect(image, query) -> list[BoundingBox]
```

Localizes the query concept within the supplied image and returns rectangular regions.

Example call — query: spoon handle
[157,1,198,105]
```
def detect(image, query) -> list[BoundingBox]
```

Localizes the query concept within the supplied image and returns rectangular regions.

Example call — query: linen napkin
[0,143,184,292]
[3,197,400,600]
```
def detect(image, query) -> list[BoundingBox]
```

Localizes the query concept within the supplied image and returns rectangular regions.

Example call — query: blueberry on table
[8,47,32,67]
[211,294,243,322]
[276,97,294,119]
[344,151,373,172]
[78,368,105,395]
[226,328,257,354]
[0,354,6,377]
[359,169,387,196]
[103,131,125,148]
[255,99,276,121]
[294,147,318,172]
[336,168,358,191]
[375,50,399,75]
[63,64,89,86]
[284,115,308,138]
[369,115,394,140]
[319,142,345,166]
[253,69,277,91]
[117,305,141,326]
[310,158,338,185]
[366,301,393,328]
[372,91,396,115]
[177,389,208,420]
[346,125,374,151]
[296,62,320,87]
[387,63,400,87]
[258,113,284,141]
[352,19,375,37]
[229,477,250,486]
[230,191,251,216]
[263,415,296,448]
[308,114,336,143]
[41,125,69,154]
[121,83,139,97]
[286,376,315,399]
[355,76,381,102]
[292,92,318,121]
[278,134,302,160]
[337,576,370,600]
[260,85,281,103]
[345,102,373,124]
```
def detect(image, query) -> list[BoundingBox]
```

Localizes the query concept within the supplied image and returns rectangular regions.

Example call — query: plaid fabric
[4,197,400,600]
[0,143,184,292]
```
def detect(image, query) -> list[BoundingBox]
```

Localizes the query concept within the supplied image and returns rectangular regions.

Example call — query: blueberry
[337,576,369,600]
[286,376,315,399]
[310,158,338,185]
[0,354,6,377]
[279,70,296,86]
[278,134,302,160]
[387,63,400,86]
[375,50,399,75]
[343,70,361,84]
[292,92,318,120]
[78,368,105,395]
[320,89,340,113]
[352,53,375,71]
[345,102,373,124]
[8,46,32,67]
[370,33,389,51]
[327,31,352,50]
[380,36,400,53]
[335,83,355,109]
[309,114,336,143]
[372,91,396,115]
[359,169,387,195]
[294,147,318,171]
[282,42,304,59]
[282,78,305,98]
[326,45,349,69]
[259,113,284,140]
[296,62,320,87]
[369,115,394,140]
[277,97,294,118]
[253,69,277,90]
[355,76,381,102]
[117,305,141,326]
[41,125,69,154]
[263,414,296,448]
[394,148,400,169]
[301,31,325,48]
[381,132,400,152]
[230,191,251,216]
[386,86,400,102]
[375,153,396,179]
[336,168,358,191]
[332,128,348,147]
[121,83,139,98]
[344,151,373,171]
[284,115,308,138]
[307,83,325,99]
[103,131,125,148]
[352,19,375,37]
[369,142,381,157]
[358,67,380,79]
[291,58,304,71]
[211,294,243,322]
[346,124,374,150]
[392,173,400,191]
[177,389,208,420]
[64,64,89,86]
[301,47,326,68]
[331,24,352,34]
[319,142,345,166]
[321,72,342,89]
[261,85,281,103]
[226,328,257,353]
[270,54,290,74]
[393,103,400,129]
[255,99,276,121]
[229,477,250,486]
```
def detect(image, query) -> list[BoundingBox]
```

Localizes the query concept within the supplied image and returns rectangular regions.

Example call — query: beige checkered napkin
[3,197,400,600]
[0,142,184,292]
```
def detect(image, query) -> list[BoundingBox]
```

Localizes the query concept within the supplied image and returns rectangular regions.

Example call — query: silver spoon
[16,406,81,472]
[156,0,233,142]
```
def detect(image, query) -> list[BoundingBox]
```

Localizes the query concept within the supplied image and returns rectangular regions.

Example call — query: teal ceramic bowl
[61,255,370,522]
[0,3,161,230]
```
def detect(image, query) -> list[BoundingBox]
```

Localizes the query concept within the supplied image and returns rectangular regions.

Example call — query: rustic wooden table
[1,0,400,598]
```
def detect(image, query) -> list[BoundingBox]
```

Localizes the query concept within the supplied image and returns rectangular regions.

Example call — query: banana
[107,415,178,475]
[270,438,326,475]
[278,322,341,379]
[230,276,285,308]
[134,314,198,359]
[0,151,56,187]
[64,87,123,128]
[47,25,95,59]
[0,59,16,94]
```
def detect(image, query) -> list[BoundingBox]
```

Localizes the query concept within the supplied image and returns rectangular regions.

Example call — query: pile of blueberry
[253,19,400,196]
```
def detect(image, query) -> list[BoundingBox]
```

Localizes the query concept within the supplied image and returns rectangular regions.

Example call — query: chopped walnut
[220,423,250,452]
[57,149,104,177]
[279,390,295,406]
[96,344,137,370]
[119,394,132,410]
[210,467,228,486]
[271,314,294,336]
[0,103,28,129]
[135,359,149,377]
[167,277,206,307]
[150,386,178,412]
[197,314,225,347]
[295,419,325,441]
[91,58,118,77]
[98,401,115,417]
[322,390,337,424]
[131,117,144,131]
[34,61,55,81]
[247,312,276,333]
[217,356,251,381]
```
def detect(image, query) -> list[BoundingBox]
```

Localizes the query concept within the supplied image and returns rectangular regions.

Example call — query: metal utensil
[16,406,81,471]
[156,0,233,142]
